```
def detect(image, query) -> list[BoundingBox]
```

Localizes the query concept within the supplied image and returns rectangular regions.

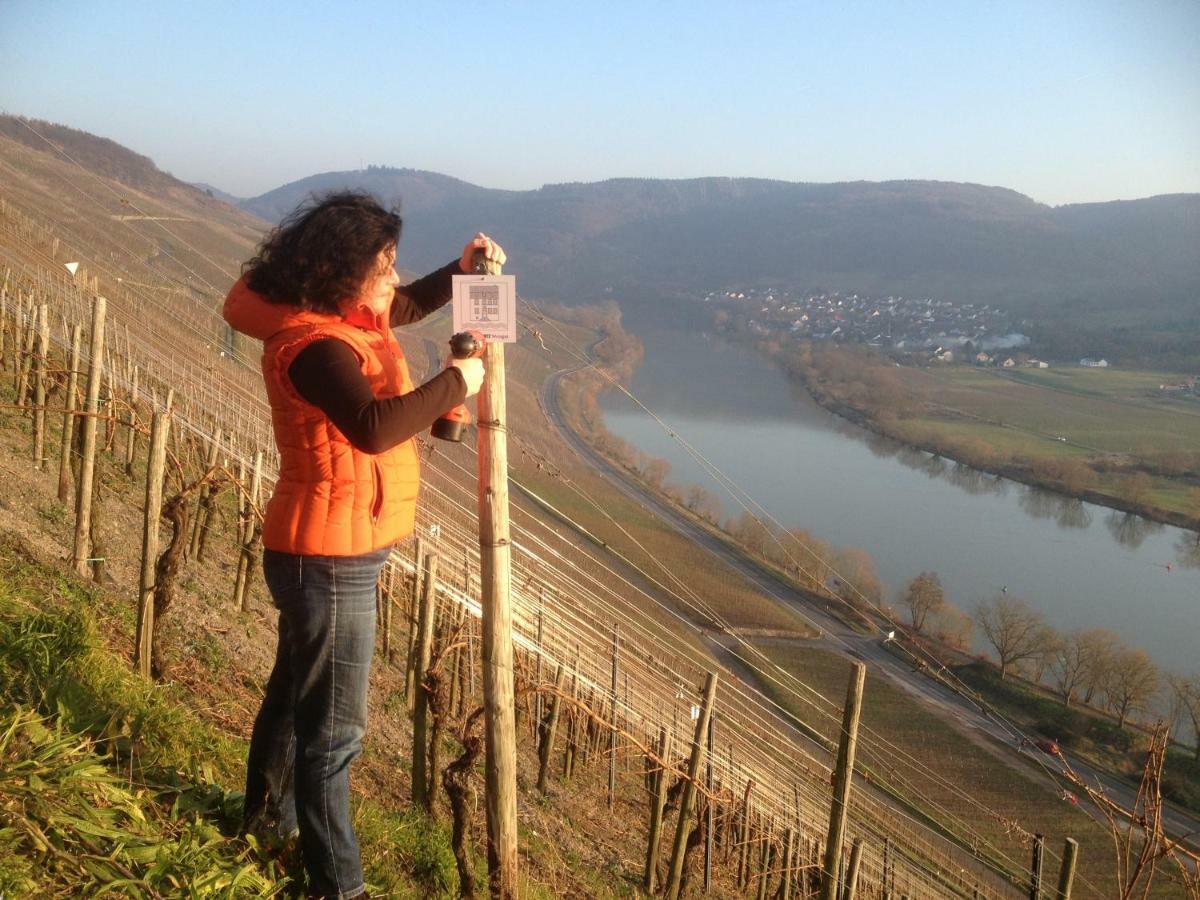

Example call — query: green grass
[0,531,463,897]
[953,662,1200,816]
[913,366,1200,457]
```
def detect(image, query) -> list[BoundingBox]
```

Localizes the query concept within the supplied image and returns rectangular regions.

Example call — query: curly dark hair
[242,191,402,314]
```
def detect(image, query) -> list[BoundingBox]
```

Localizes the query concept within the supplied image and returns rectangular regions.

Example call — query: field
[905,366,1200,458]
[751,640,1194,899]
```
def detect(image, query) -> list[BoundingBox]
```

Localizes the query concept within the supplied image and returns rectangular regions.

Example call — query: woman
[223,191,504,899]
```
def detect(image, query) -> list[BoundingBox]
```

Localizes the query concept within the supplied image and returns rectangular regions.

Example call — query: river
[600,327,1200,676]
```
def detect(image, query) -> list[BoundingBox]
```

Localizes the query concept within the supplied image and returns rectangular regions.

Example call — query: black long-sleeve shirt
[287,261,466,453]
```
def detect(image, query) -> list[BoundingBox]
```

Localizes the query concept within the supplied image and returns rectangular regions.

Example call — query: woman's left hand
[459,233,507,273]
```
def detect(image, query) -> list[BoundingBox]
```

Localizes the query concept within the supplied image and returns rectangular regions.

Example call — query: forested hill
[4,113,1196,362]
[241,169,1199,321]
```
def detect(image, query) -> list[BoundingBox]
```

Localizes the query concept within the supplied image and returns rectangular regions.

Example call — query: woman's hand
[459,233,507,273]
[449,357,484,397]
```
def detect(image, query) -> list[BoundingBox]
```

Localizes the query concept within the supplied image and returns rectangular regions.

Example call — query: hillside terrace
[702,286,1015,350]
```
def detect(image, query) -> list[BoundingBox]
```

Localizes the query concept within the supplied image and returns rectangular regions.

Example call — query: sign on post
[451,274,517,343]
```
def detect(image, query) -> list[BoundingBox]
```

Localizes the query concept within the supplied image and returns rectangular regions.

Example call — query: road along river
[599,327,1200,676]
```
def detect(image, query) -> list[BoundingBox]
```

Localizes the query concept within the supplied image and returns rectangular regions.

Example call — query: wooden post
[404,537,425,706]
[1055,837,1078,900]
[15,300,36,408]
[73,297,105,577]
[536,665,564,793]
[534,586,545,736]
[819,662,865,900]
[644,726,673,893]
[381,559,395,660]
[664,671,718,900]
[842,838,863,900]
[704,710,715,892]
[134,410,170,678]
[412,552,440,812]
[32,304,49,468]
[882,836,893,900]
[609,624,619,811]
[57,324,82,501]
[737,795,752,889]
[0,286,7,371]
[478,326,518,896]
[755,825,772,900]
[778,827,794,900]
[1029,833,1044,900]
[124,365,139,475]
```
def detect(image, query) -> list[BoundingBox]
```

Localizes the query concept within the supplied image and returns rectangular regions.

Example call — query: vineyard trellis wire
[0,256,1089,900]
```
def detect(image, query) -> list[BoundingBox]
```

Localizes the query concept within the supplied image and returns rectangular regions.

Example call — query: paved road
[540,365,1200,856]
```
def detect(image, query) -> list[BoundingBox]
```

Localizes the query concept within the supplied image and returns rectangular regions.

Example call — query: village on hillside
[702,285,1200,393]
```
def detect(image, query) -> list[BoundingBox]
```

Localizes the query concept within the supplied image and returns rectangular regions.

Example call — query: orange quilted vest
[223,278,420,556]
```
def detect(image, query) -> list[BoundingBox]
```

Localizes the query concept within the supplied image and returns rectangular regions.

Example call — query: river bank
[739,335,1200,534]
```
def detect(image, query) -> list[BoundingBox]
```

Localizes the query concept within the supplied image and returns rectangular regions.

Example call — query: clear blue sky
[2,1,1196,204]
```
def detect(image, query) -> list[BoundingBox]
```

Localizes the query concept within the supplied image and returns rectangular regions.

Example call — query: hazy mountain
[4,114,1195,363]
[240,171,1200,325]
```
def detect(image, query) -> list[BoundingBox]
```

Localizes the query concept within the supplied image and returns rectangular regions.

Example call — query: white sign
[451,274,517,343]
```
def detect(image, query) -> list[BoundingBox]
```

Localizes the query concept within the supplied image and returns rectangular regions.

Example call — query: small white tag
[451,274,517,343]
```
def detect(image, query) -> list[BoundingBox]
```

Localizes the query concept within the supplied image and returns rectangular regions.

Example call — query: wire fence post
[31,303,49,468]
[608,622,619,811]
[477,320,519,898]
[704,709,715,892]
[819,662,866,900]
[1055,837,1078,899]
[644,726,673,893]
[664,670,718,900]
[1029,833,1045,900]
[57,324,82,501]
[73,296,105,577]
[134,409,170,678]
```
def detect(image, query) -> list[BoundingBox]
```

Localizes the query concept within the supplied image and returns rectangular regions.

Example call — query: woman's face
[351,245,400,317]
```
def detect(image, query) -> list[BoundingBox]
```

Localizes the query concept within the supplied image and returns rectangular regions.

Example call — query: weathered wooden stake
[404,537,425,704]
[737,795,752,889]
[883,836,893,900]
[124,365,139,475]
[477,326,518,898]
[780,827,795,900]
[534,586,545,736]
[1055,837,1078,900]
[57,324,82,501]
[15,300,36,407]
[704,710,715,892]
[134,410,171,677]
[381,560,395,660]
[1029,833,1045,900]
[72,297,106,577]
[819,662,866,900]
[644,726,673,893]
[412,552,440,812]
[536,665,564,793]
[0,286,8,370]
[664,671,718,900]
[608,623,619,811]
[839,837,861,900]
[32,304,49,468]
[755,826,772,900]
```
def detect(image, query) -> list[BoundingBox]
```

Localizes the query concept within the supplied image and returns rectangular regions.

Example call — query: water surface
[601,329,1200,675]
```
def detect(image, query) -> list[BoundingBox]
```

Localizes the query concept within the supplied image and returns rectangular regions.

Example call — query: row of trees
[901,579,1200,756]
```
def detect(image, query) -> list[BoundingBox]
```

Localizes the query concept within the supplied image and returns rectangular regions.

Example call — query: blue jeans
[245,545,392,900]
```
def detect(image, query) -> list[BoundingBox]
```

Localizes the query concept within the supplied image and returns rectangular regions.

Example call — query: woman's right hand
[450,357,484,397]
